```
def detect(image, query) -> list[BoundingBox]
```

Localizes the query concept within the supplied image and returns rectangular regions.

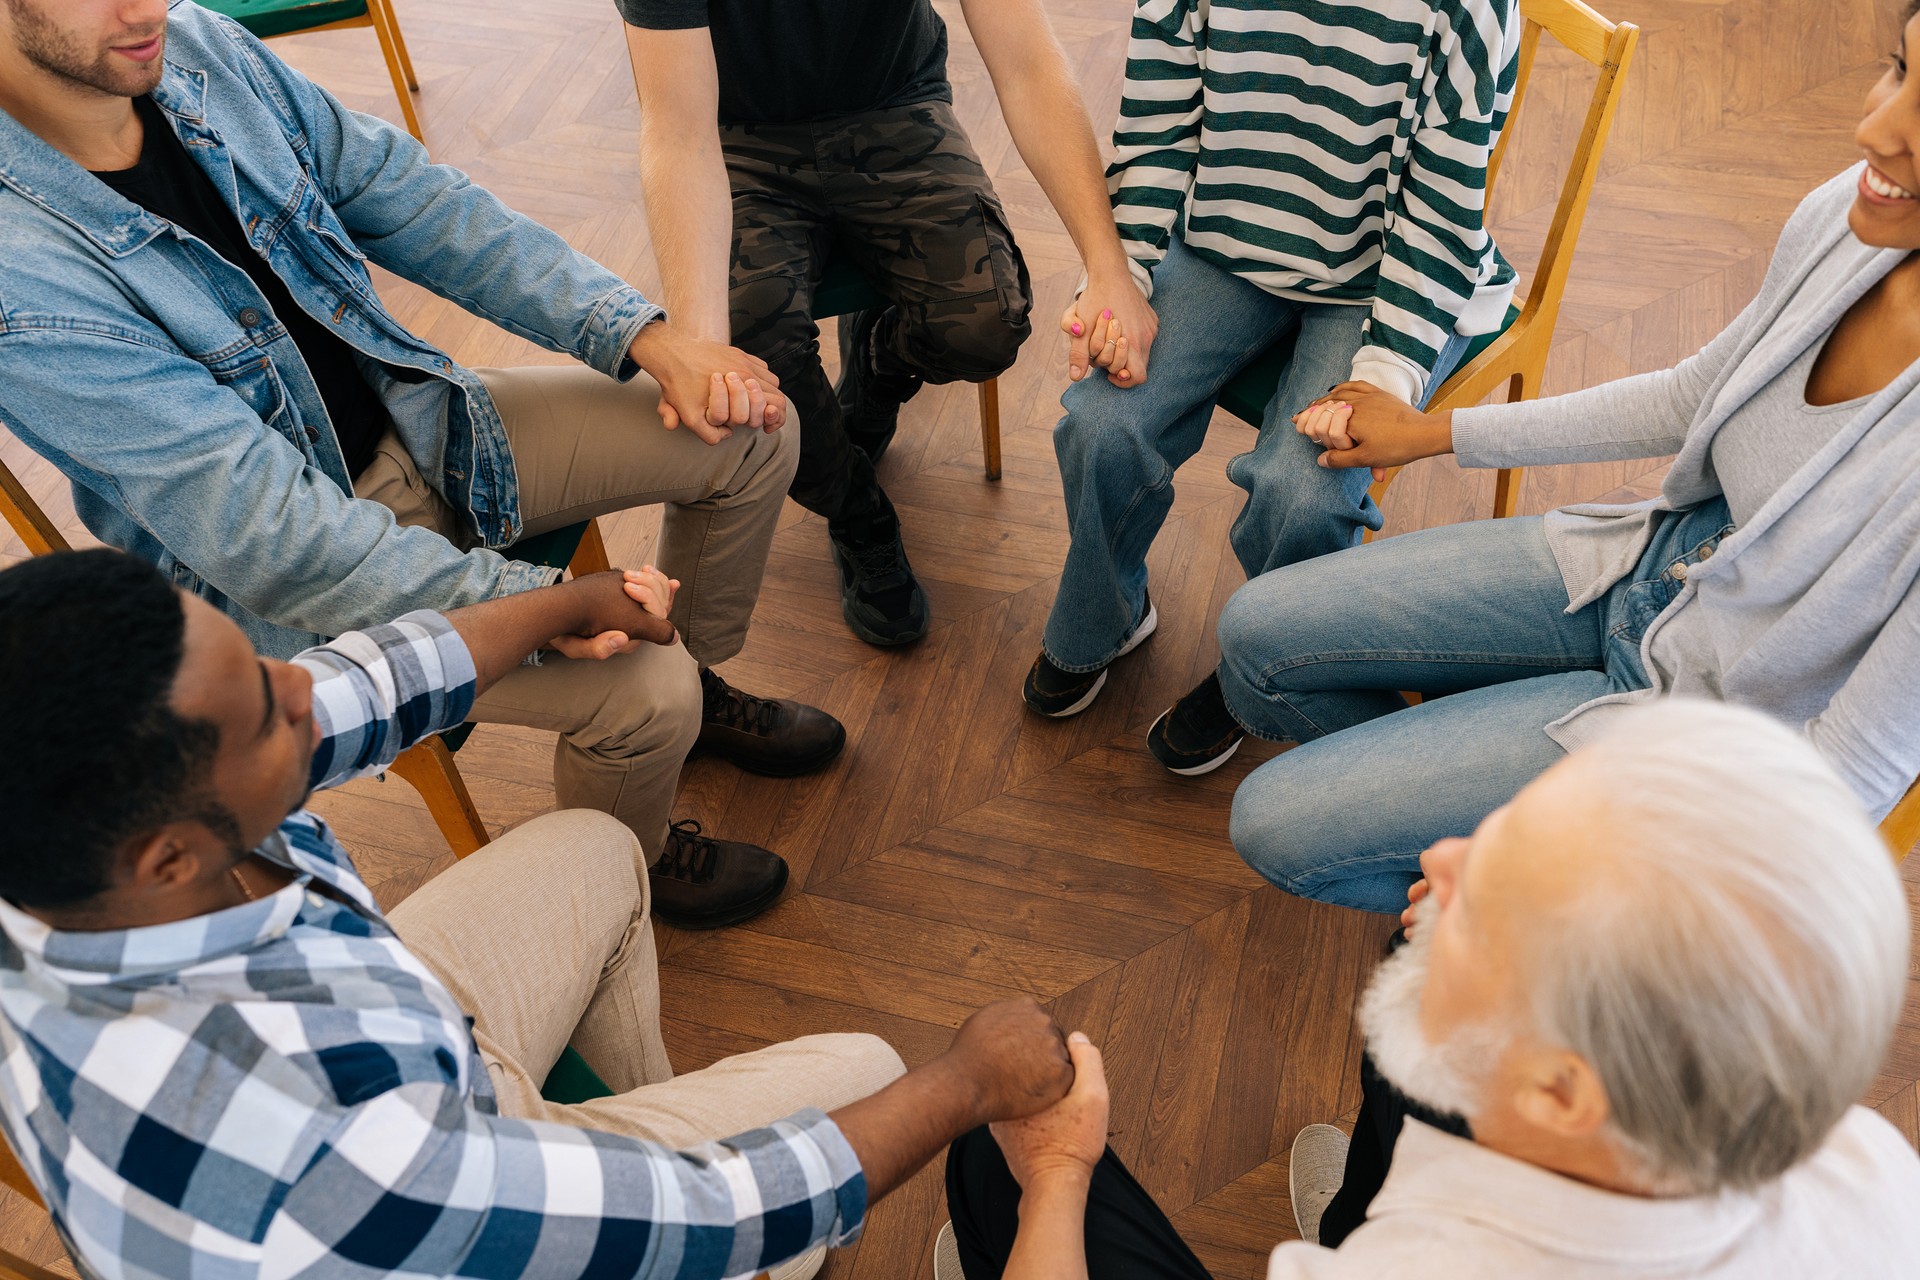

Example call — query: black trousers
[944,1057,1469,1276]
[721,100,1032,531]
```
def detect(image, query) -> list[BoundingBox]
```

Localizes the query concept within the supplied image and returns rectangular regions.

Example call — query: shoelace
[844,537,911,585]
[703,676,781,735]
[656,820,720,885]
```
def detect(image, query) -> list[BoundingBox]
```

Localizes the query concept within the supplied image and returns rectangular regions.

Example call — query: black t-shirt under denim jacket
[614,0,951,125]
[91,94,389,478]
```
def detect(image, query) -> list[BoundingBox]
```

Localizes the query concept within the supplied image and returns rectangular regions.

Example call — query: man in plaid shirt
[0,550,1077,1280]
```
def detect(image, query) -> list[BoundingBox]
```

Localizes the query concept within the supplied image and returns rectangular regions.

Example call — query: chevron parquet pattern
[2,1,1916,1274]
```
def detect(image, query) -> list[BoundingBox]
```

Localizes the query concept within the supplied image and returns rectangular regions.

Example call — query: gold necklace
[230,864,258,903]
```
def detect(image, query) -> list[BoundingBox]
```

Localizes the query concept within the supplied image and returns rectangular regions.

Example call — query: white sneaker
[767,1241,828,1280]
[932,1220,964,1279]
[1288,1123,1351,1244]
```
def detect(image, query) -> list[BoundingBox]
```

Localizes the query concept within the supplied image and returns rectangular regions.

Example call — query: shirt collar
[0,57,207,259]
[0,814,381,985]
[1373,1120,1763,1267]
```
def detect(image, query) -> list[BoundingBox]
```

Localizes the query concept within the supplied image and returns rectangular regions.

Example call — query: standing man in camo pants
[620,0,1155,647]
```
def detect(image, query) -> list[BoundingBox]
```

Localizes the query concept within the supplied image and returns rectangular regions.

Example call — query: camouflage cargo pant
[723,99,1034,528]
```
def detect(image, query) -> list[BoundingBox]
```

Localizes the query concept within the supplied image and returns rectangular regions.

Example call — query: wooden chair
[0,447,607,861]
[199,0,425,142]
[1218,0,1641,526]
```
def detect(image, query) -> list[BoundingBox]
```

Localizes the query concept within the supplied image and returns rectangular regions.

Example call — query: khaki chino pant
[389,807,904,1145]
[355,365,799,864]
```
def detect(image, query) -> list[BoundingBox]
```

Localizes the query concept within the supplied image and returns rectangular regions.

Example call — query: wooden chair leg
[567,518,611,577]
[388,738,489,857]
[365,0,424,141]
[1361,465,1405,545]
[368,0,419,90]
[1492,467,1525,520]
[977,379,1002,481]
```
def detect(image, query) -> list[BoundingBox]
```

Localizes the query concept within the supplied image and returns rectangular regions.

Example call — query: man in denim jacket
[0,0,836,928]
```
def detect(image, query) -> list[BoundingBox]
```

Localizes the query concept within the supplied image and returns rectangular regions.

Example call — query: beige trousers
[387,809,905,1147]
[354,365,800,862]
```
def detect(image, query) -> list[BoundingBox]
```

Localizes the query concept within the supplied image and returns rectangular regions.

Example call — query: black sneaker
[649,820,789,930]
[837,307,922,466]
[1021,596,1158,718]
[1146,671,1246,776]
[828,522,930,647]
[697,668,846,777]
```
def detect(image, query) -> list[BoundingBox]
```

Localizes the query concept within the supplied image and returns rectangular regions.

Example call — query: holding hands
[991,1031,1109,1189]
[1062,268,1157,386]
[1293,381,1455,481]
[628,322,787,443]
[545,567,681,661]
[940,997,1078,1125]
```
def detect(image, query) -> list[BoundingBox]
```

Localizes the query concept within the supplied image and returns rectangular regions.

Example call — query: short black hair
[0,550,233,908]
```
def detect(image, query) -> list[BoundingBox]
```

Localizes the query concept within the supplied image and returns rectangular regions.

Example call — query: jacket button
[1672,561,1690,581]
[305,426,320,442]
[239,308,263,327]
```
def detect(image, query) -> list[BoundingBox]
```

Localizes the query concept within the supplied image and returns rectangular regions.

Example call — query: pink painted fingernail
[1071,322,1083,336]
[1102,309,1112,320]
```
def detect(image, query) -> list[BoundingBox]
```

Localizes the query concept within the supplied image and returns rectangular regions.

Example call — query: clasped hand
[1061,271,1157,387]
[1291,381,1454,481]
[545,567,679,661]
[628,323,786,444]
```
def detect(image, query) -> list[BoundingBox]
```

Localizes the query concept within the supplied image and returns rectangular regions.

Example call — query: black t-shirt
[616,0,950,126]
[92,96,388,478]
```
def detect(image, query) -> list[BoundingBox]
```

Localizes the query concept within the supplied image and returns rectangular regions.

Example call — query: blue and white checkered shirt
[0,612,867,1279]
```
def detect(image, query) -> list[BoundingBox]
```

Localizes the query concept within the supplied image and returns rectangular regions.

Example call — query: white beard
[1356,894,1508,1120]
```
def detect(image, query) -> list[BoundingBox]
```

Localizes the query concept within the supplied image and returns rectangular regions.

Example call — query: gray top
[1450,165,1920,818]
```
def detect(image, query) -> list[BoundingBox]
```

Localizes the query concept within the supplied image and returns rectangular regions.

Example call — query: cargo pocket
[975,194,1034,329]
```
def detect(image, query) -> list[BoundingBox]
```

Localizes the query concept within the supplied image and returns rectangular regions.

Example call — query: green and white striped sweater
[1112,0,1520,403]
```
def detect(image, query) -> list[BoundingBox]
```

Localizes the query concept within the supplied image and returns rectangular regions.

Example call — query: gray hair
[1530,700,1907,1195]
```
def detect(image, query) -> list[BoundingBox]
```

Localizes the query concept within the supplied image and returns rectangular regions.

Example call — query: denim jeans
[1219,498,1736,913]
[1042,237,1468,670]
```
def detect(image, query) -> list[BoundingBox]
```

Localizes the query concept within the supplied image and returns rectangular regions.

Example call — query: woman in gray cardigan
[1216,12,1920,914]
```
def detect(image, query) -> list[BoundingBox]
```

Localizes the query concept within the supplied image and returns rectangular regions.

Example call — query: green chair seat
[436,520,594,754]
[812,255,887,321]
[197,0,371,40]
[1216,301,1522,427]
[541,1045,614,1104]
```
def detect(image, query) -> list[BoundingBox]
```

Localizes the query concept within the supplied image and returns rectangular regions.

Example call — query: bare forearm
[638,130,734,343]
[830,1058,985,1202]
[1004,1174,1092,1280]
[443,580,595,693]
[997,73,1130,279]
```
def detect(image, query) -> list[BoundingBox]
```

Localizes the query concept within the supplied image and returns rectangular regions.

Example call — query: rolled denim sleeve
[0,324,559,642]
[214,17,662,379]
[297,610,477,790]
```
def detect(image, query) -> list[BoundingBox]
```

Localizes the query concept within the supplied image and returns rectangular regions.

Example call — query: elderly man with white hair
[936,700,1920,1278]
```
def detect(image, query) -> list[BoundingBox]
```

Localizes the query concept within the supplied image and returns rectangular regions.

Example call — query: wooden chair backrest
[1437,0,1639,410]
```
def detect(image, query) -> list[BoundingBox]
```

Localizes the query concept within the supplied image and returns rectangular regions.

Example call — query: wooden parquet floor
[3,0,1918,1275]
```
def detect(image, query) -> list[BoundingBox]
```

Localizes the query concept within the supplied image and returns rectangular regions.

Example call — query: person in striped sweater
[1023,0,1520,777]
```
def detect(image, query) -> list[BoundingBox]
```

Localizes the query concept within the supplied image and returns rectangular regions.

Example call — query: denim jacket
[0,1,662,656]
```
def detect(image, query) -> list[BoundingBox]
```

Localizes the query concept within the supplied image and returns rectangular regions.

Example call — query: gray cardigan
[1450,165,1918,818]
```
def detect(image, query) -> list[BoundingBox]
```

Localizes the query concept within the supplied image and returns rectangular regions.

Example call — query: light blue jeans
[1219,499,1736,913]
[1043,237,1467,670]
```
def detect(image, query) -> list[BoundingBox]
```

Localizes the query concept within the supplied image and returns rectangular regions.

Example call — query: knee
[511,809,647,913]
[1053,386,1163,482]
[585,644,702,761]
[906,305,1028,383]
[1216,583,1278,699]
[1228,776,1321,894]
[793,1032,908,1104]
